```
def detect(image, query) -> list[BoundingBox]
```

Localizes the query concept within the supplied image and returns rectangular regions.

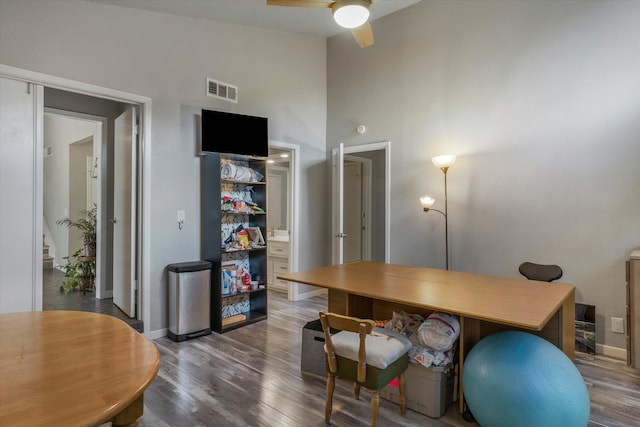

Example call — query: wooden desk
[0,311,160,427]
[278,261,575,412]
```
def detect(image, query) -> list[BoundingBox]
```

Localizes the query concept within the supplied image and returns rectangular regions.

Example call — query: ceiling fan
[266,0,375,48]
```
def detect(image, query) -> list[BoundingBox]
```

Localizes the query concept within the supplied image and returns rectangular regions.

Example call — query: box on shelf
[380,361,456,418]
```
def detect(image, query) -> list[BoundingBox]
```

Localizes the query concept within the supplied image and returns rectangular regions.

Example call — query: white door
[343,161,363,263]
[113,106,137,317]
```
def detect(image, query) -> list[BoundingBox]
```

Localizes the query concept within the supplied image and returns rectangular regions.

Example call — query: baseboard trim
[147,327,167,340]
[291,287,327,301]
[597,343,626,360]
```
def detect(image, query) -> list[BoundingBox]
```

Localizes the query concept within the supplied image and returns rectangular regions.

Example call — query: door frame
[0,64,152,335]
[332,141,391,264]
[268,140,306,301]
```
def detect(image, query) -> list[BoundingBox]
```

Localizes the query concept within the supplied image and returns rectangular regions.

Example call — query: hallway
[43,268,143,332]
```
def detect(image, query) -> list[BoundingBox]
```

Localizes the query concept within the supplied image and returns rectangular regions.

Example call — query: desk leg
[112,394,144,427]
[327,290,372,318]
[561,289,576,361]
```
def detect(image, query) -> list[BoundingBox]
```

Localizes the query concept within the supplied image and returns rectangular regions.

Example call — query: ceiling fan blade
[266,0,334,8]
[351,21,374,48]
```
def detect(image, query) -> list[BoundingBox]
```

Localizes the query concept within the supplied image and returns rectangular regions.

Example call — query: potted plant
[59,248,95,292]
[57,204,97,257]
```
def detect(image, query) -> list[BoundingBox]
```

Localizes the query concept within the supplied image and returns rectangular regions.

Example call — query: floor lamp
[420,154,456,270]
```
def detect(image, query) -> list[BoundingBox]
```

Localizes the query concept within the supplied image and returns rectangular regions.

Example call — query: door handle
[109,218,117,224]
[335,233,348,238]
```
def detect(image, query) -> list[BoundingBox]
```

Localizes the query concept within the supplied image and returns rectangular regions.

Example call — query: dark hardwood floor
[140,290,640,427]
[42,268,142,331]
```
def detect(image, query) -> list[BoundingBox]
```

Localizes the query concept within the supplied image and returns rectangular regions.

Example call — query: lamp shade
[432,154,457,169]
[420,196,435,209]
[332,0,370,29]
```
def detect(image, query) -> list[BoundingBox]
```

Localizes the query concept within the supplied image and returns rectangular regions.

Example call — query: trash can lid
[167,260,212,273]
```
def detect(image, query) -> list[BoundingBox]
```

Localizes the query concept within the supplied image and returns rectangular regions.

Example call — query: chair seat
[319,311,410,426]
[329,327,412,369]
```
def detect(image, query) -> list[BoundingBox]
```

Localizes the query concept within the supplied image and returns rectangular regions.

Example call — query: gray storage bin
[301,319,336,376]
[167,261,212,342]
[380,361,456,418]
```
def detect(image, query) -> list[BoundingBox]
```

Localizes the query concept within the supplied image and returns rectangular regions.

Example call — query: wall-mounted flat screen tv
[201,109,268,157]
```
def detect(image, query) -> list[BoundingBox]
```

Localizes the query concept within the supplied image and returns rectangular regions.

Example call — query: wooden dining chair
[319,310,413,427]
[519,261,563,282]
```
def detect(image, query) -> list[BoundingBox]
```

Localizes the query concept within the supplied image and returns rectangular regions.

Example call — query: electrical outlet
[611,317,624,334]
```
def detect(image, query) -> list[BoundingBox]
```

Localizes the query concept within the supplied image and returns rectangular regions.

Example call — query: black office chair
[518,262,563,282]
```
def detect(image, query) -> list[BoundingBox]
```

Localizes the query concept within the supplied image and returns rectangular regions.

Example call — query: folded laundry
[384,310,458,368]
[221,163,264,182]
[419,312,460,352]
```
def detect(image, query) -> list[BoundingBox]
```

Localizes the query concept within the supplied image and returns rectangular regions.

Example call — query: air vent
[44,146,53,158]
[206,78,238,103]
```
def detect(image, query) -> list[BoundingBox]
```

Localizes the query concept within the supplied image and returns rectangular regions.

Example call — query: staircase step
[43,256,54,269]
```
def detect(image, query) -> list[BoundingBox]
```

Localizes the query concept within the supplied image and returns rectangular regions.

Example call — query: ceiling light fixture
[332,0,370,29]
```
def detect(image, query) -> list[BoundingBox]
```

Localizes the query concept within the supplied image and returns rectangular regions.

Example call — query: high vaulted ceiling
[85,0,421,38]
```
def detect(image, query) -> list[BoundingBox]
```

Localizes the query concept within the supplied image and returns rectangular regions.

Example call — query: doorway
[332,141,391,265]
[266,141,315,301]
[0,65,151,334]
[42,95,140,326]
[342,155,373,263]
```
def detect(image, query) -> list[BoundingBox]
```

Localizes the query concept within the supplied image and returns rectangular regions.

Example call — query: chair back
[319,310,375,383]
[519,262,563,282]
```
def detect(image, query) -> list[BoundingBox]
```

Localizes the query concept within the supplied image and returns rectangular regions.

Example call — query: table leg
[561,289,576,361]
[111,394,144,427]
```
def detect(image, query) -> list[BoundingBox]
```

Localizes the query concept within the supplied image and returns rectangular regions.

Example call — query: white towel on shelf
[220,163,263,182]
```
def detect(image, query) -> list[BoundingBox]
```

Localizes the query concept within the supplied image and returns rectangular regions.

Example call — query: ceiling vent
[206,77,238,103]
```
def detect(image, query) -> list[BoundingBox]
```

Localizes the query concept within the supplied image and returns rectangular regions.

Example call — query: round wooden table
[0,311,160,427]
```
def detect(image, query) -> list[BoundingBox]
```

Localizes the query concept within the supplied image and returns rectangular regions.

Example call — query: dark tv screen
[201,109,268,157]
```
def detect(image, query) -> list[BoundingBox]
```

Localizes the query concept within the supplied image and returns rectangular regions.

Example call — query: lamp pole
[421,154,456,271]
[442,166,450,270]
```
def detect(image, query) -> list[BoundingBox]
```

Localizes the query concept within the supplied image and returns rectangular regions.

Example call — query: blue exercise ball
[463,331,590,427]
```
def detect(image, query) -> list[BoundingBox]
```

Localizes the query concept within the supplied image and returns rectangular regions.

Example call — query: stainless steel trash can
[167,261,212,342]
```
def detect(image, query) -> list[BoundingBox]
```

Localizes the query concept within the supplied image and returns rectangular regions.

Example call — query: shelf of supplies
[221,286,267,299]
[203,150,268,334]
[221,210,266,215]
[221,310,268,332]
[221,246,267,254]
[221,179,266,185]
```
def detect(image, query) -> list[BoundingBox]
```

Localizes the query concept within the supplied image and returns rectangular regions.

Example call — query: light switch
[177,210,185,230]
[611,317,624,333]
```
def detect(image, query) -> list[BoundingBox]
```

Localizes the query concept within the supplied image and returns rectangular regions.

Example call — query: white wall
[0,77,42,313]
[0,0,328,334]
[327,0,640,351]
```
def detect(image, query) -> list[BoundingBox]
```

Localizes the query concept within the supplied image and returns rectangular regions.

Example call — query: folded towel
[220,163,264,182]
